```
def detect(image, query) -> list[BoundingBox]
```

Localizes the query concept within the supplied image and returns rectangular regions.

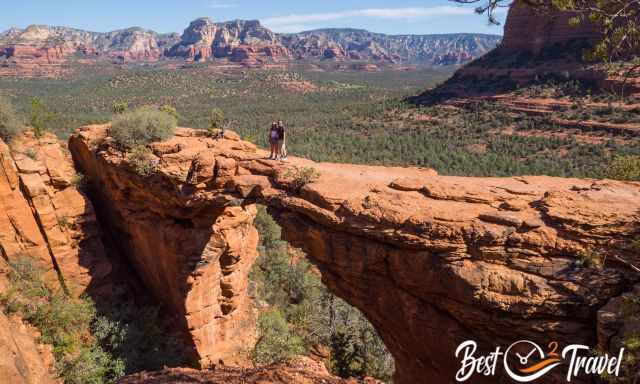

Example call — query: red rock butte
[67,125,640,383]
[500,1,601,55]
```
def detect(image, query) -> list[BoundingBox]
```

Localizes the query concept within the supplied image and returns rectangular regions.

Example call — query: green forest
[1,63,640,383]
[2,65,639,179]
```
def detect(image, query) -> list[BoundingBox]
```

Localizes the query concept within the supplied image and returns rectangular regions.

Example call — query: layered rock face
[0,25,180,60]
[0,44,73,78]
[70,125,640,383]
[0,131,117,383]
[69,126,259,367]
[0,25,180,77]
[0,310,55,384]
[168,18,283,62]
[0,132,112,295]
[0,21,500,77]
[501,1,600,55]
[229,44,290,65]
[412,2,639,101]
[283,30,499,64]
[166,21,501,65]
[93,28,180,61]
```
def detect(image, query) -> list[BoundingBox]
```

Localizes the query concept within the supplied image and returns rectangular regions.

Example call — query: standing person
[277,120,287,161]
[268,121,279,160]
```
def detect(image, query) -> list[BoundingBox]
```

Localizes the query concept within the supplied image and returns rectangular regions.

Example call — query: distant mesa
[0,19,501,77]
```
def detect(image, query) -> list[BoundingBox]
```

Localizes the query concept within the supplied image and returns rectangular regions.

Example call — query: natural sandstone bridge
[69,125,640,383]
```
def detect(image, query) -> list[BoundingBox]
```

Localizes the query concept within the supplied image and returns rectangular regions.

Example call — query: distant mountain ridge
[0,24,180,60]
[283,28,500,64]
[0,19,501,77]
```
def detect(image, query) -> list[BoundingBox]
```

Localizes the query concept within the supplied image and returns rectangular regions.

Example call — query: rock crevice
[0,132,112,295]
[0,132,116,383]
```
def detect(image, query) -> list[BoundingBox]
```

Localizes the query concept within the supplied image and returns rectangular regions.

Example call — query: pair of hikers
[269,120,287,160]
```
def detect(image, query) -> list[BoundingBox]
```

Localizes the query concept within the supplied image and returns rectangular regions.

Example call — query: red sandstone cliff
[0,21,500,78]
[500,1,601,55]
[0,132,112,295]
[0,44,73,78]
[0,132,115,383]
[0,310,56,384]
[69,126,260,368]
[411,0,640,103]
[0,26,179,77]
[69,125,640,383]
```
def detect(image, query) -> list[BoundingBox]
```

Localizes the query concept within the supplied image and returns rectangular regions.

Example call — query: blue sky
[0,0,507,35]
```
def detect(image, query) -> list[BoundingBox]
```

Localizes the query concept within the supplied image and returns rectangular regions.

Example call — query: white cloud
[262,6,474,32]
[206,0,237,9]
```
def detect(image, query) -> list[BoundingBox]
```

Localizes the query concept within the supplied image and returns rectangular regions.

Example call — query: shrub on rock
[608,155,640,181]
[128,146,158,177]
[208,108,225,132]
[159,105,179,120]
[0,97,24,141]
[111,106,177,148]
[112,102,129,115]
[30,98,54,138]
[284,166,321,194]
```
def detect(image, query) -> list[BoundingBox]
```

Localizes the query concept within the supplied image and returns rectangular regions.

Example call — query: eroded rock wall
[69,126,258,367]
[501,1,600,55]
[69,125,640,383]
[411,1,638,102]
[0,131,118,384]
[0,132,111,295]
[265,174,640,383]
[0,309,55,384]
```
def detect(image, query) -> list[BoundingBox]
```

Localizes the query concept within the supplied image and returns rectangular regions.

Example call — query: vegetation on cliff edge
[0,257,188,383]
[2,66,639,179]
[250,207,394,382]
[0,96,24,141]
[111,106,177,148]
